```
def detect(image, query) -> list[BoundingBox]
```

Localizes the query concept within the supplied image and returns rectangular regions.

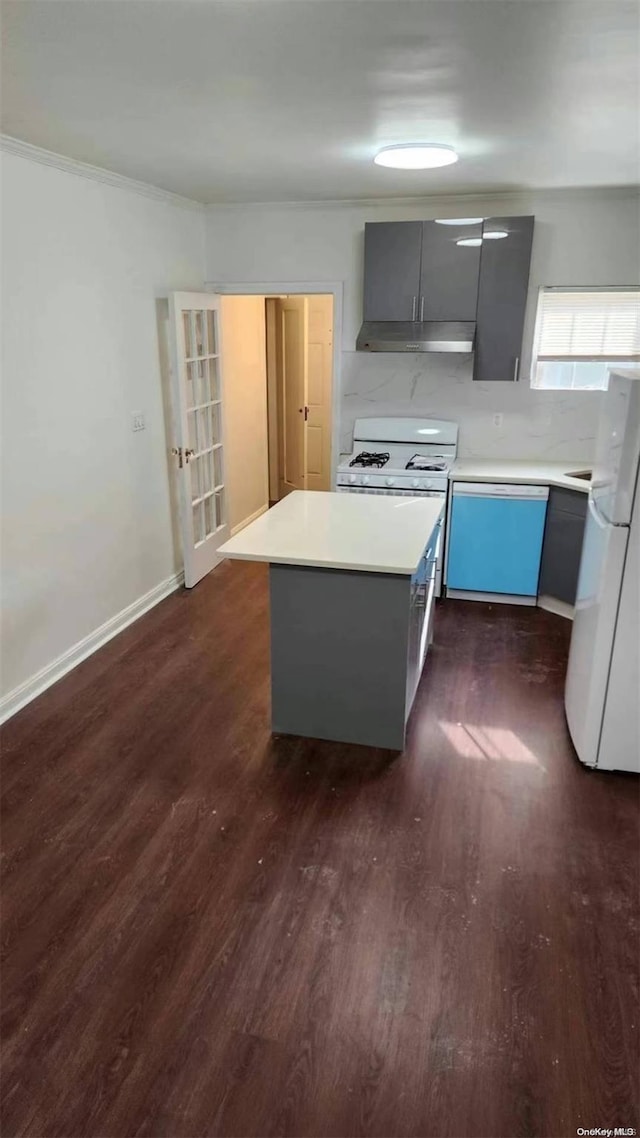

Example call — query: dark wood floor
[1,561,638,1138]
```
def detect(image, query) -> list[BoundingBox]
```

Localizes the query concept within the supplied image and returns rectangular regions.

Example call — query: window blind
[535,288,640,362]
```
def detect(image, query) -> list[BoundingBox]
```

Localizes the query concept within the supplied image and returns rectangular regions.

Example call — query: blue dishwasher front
[447,482,549,596]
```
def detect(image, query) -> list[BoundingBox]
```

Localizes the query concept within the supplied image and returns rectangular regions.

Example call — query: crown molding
[2,135,635,214]
[205,184,640,211]
[0,135,205,212]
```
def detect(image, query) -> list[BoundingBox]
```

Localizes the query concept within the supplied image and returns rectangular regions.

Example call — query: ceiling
[1,0,638,204]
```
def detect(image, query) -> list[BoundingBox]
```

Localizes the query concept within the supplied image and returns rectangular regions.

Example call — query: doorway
[220,291,335,535]
[265,294,334,501]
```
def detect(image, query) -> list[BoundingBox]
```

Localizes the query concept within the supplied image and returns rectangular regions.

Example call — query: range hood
[356,320,475,353]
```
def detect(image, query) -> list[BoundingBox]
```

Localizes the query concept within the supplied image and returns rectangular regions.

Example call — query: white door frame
[205,280,343,490]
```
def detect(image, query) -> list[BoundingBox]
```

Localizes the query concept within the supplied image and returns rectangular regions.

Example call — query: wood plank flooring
[1,560,638,1138]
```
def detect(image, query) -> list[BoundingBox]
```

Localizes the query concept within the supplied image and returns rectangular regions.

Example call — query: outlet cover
[132,412,146,432]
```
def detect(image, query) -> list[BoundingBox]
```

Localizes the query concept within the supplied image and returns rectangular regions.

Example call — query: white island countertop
[218,491,443,575]
[449,459,591,493]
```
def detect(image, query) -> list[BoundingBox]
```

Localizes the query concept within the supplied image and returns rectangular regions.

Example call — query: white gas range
[336,417,459,594]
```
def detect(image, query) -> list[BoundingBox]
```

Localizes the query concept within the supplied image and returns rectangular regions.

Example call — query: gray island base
[271,564,423,750]
[218,492,443,750]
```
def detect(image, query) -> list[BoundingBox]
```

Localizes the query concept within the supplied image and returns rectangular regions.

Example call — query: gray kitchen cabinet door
[538,489,587,604]
[363,221,423,322]
[419,220,482,321]
[473,215,534,381]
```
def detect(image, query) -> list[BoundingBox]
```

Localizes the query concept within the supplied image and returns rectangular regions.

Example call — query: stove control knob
[362,475,370,485]
[421,479,432,490]
[385,477,396,487]
[349,473,357,484]
[412,478,420,488]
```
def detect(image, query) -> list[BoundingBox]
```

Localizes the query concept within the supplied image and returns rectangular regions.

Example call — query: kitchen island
[219,491,443,749]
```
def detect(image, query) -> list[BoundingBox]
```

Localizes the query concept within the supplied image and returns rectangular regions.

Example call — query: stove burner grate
[405,455,447,472]
[349,451,390,468]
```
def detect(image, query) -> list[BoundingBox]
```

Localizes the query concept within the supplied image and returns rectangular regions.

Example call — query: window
[531,287,640,390]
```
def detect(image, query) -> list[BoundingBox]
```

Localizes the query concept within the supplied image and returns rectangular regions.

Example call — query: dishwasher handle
[452,481,549,500]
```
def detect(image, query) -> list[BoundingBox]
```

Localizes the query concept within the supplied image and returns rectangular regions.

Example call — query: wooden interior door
[305,295,333,492]
[169,292,228,588]
[277,296,307,497]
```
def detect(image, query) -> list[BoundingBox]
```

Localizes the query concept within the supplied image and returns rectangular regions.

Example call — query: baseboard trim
[230,503,268,537]
[0,571,184,725]
[537,594,575,620]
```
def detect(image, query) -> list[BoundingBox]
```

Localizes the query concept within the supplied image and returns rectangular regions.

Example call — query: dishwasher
[446,482,549,600]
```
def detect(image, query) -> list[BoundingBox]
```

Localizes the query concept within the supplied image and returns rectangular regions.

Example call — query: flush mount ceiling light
[483,229,508,240]
[374,144,458,170]
[435,217,483,225]
[456,237,483,247]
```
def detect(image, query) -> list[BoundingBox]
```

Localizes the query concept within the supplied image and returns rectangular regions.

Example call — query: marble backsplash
[340,352,603,460]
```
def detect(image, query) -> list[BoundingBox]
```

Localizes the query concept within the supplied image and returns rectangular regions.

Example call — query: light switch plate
[493,413,504,428]
[132,412,146,432]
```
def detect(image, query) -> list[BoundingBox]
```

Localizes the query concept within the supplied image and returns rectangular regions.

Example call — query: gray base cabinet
[538,487,588,605]
[269,525,440,750]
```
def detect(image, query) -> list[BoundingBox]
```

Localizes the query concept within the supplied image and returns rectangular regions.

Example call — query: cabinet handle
[411,296,417,321]
[513,356,520,382]
[587,495,608,531]
[420,296,425,321]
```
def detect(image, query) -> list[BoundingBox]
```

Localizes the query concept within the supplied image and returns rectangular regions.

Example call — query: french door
[168,292,228,587]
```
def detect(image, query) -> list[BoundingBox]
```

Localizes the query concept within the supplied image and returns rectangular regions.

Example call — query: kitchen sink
[566,469,592,481]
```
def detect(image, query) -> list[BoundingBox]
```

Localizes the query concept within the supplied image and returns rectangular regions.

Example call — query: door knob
[171,446,195,468]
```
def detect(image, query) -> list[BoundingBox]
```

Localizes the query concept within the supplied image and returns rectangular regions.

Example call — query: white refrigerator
[565,368,640,773]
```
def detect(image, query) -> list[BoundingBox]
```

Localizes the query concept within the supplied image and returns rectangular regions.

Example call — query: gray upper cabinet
[419,220,482,321]
[362,221,423,322]
[473,215,535,381]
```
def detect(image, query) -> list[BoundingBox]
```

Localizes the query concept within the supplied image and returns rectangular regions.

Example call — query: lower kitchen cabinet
[538,487,588,605]
[268,518,442,751]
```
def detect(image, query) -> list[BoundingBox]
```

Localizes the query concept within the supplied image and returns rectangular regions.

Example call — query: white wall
[205,188,640,460]
[1,151,205,704]
[220,295,269,532]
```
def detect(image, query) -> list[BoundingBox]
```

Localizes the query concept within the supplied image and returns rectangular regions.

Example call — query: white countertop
[218,491,443,575]
[449,460,591,493]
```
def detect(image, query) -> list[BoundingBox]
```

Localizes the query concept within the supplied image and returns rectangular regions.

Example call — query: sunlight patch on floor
[439,721,546,769]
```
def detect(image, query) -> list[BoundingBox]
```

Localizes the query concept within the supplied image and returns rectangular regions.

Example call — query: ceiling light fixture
[456,237,483,247]
[374,144,458,170]
[482,229,509,240]
[435,217,483,225]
